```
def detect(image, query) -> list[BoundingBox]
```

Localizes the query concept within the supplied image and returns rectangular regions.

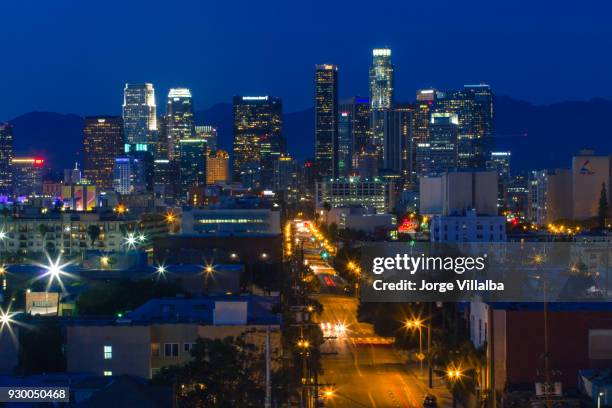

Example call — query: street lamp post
[406,319,433,387]
[447,367,463,408]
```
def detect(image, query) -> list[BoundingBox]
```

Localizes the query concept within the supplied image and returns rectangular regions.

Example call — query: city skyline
[1,0,612,120]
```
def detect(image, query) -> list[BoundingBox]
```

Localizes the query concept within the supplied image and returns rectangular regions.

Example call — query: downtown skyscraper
[83,116,124,189]
[0,123,13,194]
[232,96,283,186]
[369,48,394,163]
[314,64,339,180]
[122,83,158,146]
[166,88,195,160]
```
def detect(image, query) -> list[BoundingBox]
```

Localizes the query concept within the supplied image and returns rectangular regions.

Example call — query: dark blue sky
[1,0,610,120]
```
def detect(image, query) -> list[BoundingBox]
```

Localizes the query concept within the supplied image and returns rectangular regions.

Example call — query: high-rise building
[337,105,352,178]
[315,64,339,180]
[83,116,124,189]
[316,177,396,214]
[206,149,229,185]
[166,88,195,160]
[112,143,154,194]
[12,157,44,197]
[416,113,459,176]
[195,125,218,151]
[434,85,494,169]
[153,159,177,200]
[122,83,157,146]
[411,92,436,181]
[383,105,412,181]
[179,138,207,200]
[0,123,13,194]
[487,151,511,209]
[369,48,394,162]
[156,115,168,159]
[232,96,283,184]
[274,154,298,198]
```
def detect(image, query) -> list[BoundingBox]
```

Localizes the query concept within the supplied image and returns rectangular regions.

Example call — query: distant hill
[6,97,612,172]
[9,111,84,170]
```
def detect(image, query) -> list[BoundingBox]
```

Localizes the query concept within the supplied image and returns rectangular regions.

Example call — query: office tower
[122,83,157,146]
[315,64,339,180]
[274,154,298,195]
[487,151,511,210]
[195,125,219,151]
[316,177,396,214]
[206,149,229,185]
[112,143,154,194]
[337,106,352,178]
[0,123,13,194]
[166,88,195,160]
[232,96,283,184]
[383,105,412,181]
[83,116,124,189]
[350,97,371,159]
[156,115,168,158]
[153,159,177,200]
[416,112,458,176]
[179,138,207,200]
[433,85,494,169]
[369,48,394,162]
[12,157,44,197]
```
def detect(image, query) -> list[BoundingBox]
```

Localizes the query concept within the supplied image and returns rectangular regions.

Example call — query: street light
[405,318,432,386]
[447,364,463,408]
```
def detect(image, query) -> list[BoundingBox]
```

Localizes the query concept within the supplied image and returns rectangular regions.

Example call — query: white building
[430,209,506,242]
[181,207,281,236]
[315,178,395,214]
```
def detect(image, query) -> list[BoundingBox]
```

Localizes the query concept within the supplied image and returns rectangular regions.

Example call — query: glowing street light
[138,233,146,242]
[156,265,167,275]
[322,388,335,399]
[123,233,138,250]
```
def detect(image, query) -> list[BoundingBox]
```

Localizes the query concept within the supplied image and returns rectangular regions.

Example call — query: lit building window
[104,345,113,359]
[103,371,113,376]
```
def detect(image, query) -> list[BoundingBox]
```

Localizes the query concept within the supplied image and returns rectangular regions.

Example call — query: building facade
[83,116,124,189]
[0,123,13,195]
[122,83,157,146]
[315,64,339,180]
[315,178,395,214]
[232,96,283,185]
[206,149,229,185]
[369,48,394,163]
[12,157,45,197]
[166,88,194,160]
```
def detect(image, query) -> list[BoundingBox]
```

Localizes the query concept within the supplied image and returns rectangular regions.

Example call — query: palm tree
[323,201,331,225]
[38,224,51,253]
[87,225,101,248]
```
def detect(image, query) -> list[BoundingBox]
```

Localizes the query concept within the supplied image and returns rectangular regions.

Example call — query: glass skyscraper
[179,138,207,200]
[166,88,195,160]
[369,48,394,163]
[83,116,124,189]
[122,83,158,146]
[315,64,339,180]
[0,123,13,195]
[232,96,283,185]
[416,112,459,176]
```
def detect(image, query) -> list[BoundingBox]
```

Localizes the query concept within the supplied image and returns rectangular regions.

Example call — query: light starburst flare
[33,252,76,293]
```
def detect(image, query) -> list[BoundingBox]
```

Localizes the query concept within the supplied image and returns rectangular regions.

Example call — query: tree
[153,336,266,407]
[38,224,51,253]
[599,182,609,230]
[87,225,101,248]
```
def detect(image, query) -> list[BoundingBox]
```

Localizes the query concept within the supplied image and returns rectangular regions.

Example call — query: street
[315,294,453,408]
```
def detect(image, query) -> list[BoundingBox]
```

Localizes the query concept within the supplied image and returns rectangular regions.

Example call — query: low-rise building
[66,296,281,379]
[315,177,395,214]
[430,209,506,242]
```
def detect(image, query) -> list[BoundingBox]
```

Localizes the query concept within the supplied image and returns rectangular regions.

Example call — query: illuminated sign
[242,96,268,101]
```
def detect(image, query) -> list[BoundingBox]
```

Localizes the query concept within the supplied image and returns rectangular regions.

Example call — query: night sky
[1,0,610,120]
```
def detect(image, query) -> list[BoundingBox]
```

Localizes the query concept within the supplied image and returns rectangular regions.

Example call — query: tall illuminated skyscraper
[369,48,394,162]
[0,123,13,194]
[122,83,158,146]
[166,88,195,160]
[434,85,494,169]
[232,96,283,184]
[12,157,44,197]
[416,112,459,176]
[315,64,339,180]
[83,116,124,189]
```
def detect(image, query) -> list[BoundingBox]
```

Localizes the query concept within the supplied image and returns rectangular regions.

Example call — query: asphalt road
[314,294,453,408]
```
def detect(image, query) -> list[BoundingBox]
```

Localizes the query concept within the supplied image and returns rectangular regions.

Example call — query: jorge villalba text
[371,279,505,292]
